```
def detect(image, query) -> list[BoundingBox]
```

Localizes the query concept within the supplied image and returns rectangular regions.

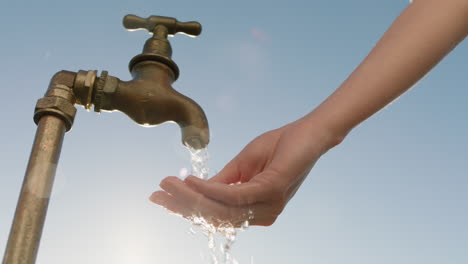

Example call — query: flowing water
[186,146,252,264]
[188,147,210,180]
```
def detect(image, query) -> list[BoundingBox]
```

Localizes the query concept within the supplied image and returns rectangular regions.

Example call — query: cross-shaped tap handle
[123,14,202,37]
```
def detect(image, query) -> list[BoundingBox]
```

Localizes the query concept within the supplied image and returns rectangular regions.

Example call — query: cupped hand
[150,119,336,227]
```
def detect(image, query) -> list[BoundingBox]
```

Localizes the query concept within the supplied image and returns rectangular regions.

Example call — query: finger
[160,176,205,211]
[154,179,281,227]
[185,174,278,206]
[208,158,241,184]
[161,176,239,220]
[149,191,192,217]
[151,190,278,227]
[160,177,263,226]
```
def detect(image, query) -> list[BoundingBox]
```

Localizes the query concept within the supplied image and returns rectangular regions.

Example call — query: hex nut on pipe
[74,70,97,110]
[34,97,77,131]
[45,84,76,103]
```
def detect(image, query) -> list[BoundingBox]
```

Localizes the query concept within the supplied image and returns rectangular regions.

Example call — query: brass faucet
[3,14,209,264]
[76,14,209,148]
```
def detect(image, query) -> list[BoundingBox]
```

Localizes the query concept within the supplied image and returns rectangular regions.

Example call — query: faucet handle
[123,14,202,37]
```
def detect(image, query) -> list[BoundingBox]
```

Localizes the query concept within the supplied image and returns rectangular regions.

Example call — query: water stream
[186,147,251,264]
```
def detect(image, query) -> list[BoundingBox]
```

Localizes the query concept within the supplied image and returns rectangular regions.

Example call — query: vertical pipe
[3,115,66,264]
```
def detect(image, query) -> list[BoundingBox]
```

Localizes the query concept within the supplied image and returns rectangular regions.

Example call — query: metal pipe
[3,115,66,264]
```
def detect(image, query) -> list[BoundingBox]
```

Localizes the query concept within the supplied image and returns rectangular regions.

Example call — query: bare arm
[304,0,468,149]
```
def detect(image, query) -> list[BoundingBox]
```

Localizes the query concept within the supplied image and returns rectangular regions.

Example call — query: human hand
[150,118,338,227]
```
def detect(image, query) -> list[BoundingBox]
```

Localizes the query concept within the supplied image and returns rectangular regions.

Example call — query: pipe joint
[33,71,77,131]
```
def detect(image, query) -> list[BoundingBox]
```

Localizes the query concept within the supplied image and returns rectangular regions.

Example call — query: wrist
[295,111,347,154]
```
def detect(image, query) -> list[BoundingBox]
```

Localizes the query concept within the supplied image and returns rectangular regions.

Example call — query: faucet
[3,15,209,264]
[77,14,209,148]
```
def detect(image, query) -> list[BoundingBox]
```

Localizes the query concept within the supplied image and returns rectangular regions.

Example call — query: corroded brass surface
[2,116,66,264]
[3,71,76,264]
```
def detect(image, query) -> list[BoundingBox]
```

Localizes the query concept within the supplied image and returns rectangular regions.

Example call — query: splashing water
[186,146,253,264]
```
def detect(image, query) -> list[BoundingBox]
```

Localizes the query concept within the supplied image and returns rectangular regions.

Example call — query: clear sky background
[1,0,467,263]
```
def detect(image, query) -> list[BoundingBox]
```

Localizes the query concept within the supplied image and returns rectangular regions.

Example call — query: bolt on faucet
[2,14,209,264]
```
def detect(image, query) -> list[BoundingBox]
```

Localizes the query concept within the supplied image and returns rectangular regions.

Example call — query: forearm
[303,0,468,150]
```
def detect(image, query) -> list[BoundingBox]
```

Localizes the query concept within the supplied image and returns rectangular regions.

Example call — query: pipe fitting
[45,84,75,102]
[93,71,120,113]
[34,96,76,131]
[74,70,97,110]
[33,71,77,131]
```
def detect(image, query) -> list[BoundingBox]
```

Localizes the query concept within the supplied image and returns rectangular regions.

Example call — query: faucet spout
[91,61,209,149]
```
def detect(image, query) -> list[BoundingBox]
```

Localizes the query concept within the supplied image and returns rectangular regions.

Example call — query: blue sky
[1,0,467,263]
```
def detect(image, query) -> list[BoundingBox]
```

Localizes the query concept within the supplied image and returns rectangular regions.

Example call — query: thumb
[206,157,241,184]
